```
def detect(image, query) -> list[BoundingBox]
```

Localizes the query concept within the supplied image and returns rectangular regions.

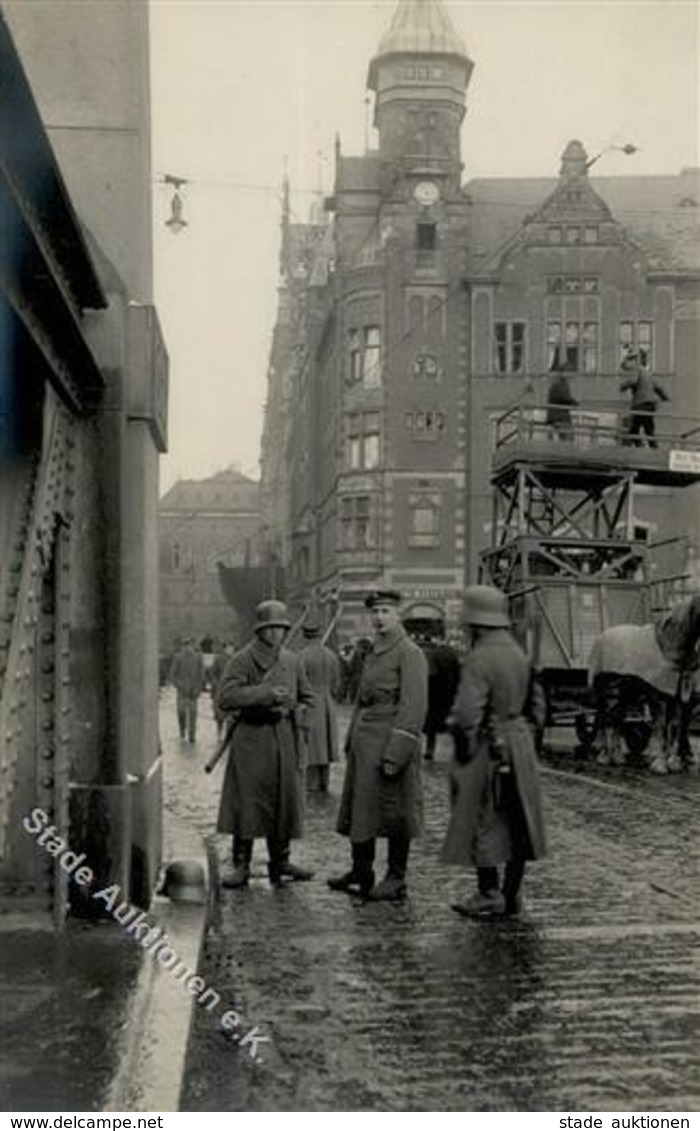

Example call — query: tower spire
[374,0,467,65]
[366,0,474,173]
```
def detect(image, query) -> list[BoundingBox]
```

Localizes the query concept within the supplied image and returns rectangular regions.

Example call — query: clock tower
[367,0,473,194]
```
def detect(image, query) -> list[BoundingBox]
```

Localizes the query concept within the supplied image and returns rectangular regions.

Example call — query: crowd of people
[165,587,548,919]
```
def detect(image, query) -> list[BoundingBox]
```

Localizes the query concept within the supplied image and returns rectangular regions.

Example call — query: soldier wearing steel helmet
[215,599,316,889]
[442,585,547,918]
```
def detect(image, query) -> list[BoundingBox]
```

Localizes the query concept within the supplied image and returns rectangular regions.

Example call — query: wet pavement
[173,697,700,1112]
[0,924,143,1111]
[0,688,214,1114]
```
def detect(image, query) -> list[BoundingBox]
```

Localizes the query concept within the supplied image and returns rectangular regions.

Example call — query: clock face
[414,180,440,207]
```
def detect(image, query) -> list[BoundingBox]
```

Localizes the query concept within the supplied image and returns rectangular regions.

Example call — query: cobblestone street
[159,692,700,1112]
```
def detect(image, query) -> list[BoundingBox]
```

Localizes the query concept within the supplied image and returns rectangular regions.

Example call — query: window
[566,226,582,244]
[548,320,599,373]
[548,275,599,294]
[347,326,381,387]
[348,330,362,384]
[171,543,194,572]
[405,410,446,439]
[582,322,598,372]
[416,223,437,251]
[408,493,441,548]
[412,351,441,381]
[620,320,654,367]
[339,495,377,551]
[363,326,381,387]
[346,412,380,470]
[494,322,526,373]
[584,226,599,244]
[548,226,562,244]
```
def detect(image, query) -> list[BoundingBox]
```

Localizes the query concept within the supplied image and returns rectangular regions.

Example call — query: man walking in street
[620,349,670,448]
[442,585,547,918]
[299,615,340,793]
[328,589,428,901]
[168,636,206,743]
[215,600,316,889]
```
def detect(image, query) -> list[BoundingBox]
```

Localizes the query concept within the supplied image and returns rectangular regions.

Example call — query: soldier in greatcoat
[298,618,340,792]
[215,600,316,888]
[328,589,428,901]
[442,585,547,918]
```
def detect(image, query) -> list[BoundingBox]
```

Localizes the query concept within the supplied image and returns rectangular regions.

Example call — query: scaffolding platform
[481,404,700,717]
[492,405,700,489]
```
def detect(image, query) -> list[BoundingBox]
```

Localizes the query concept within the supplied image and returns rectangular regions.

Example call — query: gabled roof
[464,168,700,274]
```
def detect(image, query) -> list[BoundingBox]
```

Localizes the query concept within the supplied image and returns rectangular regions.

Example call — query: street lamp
[585,143,639,171]
[163,173,188,234]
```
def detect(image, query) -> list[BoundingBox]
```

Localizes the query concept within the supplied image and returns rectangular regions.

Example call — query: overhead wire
[154,172,697,216]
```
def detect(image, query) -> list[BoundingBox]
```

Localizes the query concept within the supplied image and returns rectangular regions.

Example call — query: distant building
[159,468,262,650]
[259,0,700,642]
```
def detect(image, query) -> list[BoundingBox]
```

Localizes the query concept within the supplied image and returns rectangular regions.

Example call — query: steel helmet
[160,860,207,905]
[462,585,510,628]
[254,599,292,632]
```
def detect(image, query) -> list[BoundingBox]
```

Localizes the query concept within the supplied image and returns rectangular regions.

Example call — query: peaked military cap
[365,587,402,609]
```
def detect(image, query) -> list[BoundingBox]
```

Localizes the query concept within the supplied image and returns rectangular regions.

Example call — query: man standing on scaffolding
[620,348,670,448]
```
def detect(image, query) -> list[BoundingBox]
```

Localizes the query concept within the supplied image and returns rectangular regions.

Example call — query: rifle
[204,714,238,774]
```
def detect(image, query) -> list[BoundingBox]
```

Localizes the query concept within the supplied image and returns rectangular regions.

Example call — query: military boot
[327,840,375,896]
[367,834,409,901]
[267,840,314,886]
[221,838,252,889]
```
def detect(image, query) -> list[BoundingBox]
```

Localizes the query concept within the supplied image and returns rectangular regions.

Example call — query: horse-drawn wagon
[480,401,700,769]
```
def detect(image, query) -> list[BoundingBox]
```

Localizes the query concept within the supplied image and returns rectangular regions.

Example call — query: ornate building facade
[259,0,700,642]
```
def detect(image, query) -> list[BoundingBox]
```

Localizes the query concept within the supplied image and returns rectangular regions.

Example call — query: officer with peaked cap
[442,585,547,917]
[329,588,428,901]
[215,600,316,888]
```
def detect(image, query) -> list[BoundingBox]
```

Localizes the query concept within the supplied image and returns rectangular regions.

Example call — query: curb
[105,846,212,1112]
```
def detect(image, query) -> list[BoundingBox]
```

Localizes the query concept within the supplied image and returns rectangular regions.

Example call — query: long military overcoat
[337,625,428,841]
[216,638,315,840]
[299,640,340,768]
[442,629,547,867]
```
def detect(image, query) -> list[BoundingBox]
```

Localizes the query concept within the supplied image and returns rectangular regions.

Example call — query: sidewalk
[0,688,215,1113]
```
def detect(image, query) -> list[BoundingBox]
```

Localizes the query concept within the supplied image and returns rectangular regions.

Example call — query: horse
[586,595,700,774]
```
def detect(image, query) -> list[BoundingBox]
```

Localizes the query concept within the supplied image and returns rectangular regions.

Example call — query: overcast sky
[150,0,699,494]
